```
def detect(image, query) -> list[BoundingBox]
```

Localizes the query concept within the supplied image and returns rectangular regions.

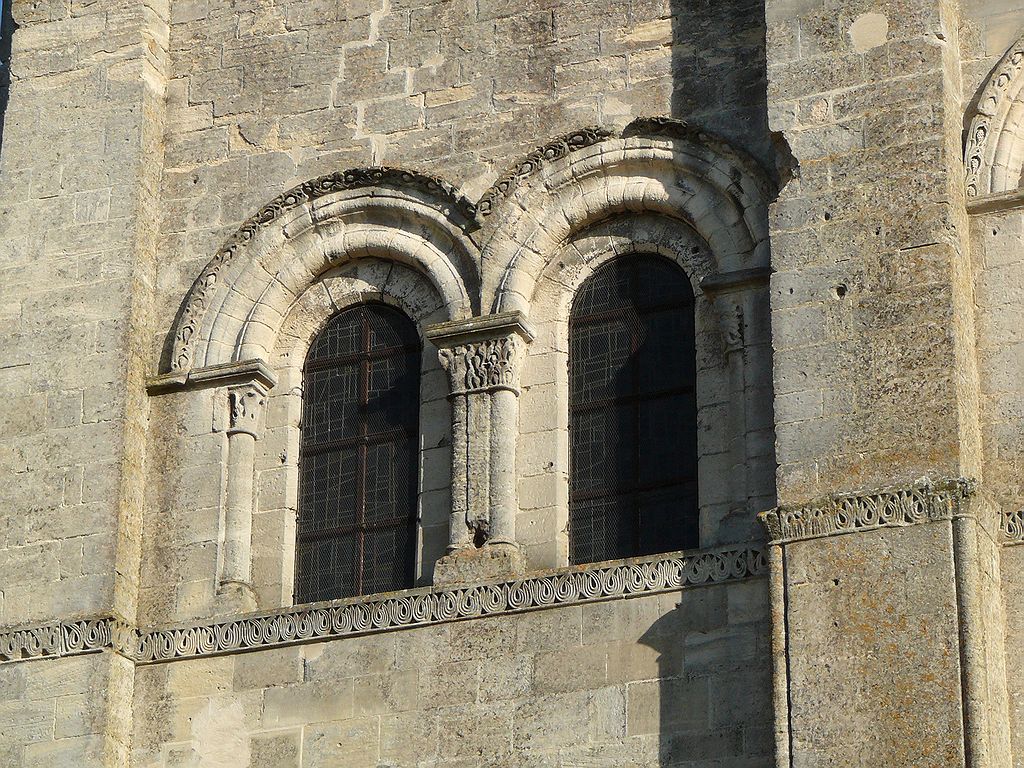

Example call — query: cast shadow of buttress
[0,0,16,164]
[639,584,772,767]
[638,0,776,764]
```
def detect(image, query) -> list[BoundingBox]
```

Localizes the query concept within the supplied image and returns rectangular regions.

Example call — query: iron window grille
[294,303,421,603]
[568,253,699,565]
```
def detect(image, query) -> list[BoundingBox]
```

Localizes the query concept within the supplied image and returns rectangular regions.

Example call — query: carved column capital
[227,383,269,438]
[426,311,536,397]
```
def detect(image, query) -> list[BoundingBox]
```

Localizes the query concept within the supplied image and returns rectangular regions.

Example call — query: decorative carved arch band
[168,169,480,373]
[965,35,1024,198]
[478,125,774,315]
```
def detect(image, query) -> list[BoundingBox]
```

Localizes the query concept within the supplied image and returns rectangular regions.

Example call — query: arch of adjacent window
[253,259,456,608]
[516,215,774,569]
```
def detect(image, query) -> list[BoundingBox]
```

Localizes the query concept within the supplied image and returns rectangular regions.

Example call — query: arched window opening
[568,254,698,565]
[295,303,421,603]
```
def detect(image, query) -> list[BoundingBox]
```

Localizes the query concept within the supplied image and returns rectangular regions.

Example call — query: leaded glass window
[568,254,699,565]
[295,303,421,602]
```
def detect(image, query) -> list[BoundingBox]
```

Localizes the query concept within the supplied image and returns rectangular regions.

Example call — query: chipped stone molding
[759,478,976,545]
[965,186,1024,216]
[476,126,616,217]
[0,547,766,666]
[146,358,278,395]
[965,35,1024,198]
[476,118,776,222]
[1000,509,1024,545]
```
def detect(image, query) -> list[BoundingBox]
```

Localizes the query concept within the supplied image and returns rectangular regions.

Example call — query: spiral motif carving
[0,548,765,665]
[759,478,974,544]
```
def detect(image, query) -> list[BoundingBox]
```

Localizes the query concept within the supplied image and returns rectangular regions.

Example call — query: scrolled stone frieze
[171,167,478,371]
[964,37,1024,197]
[438,336,523,395]
[759,478,975,545]
[1000,509,1024,544]
[133,547,764,663]
[0,617,134,663]
[0,548,765,665]
[476,126,615,217]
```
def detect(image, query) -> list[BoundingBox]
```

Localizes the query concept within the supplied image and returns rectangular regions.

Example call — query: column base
[216,580,258,614]
[432,542,525,586]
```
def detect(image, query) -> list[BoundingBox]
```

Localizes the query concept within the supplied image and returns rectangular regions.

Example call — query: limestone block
[262,682,354,728]
[533,647,606,694]
[379,710,440,765]
[304,718,382,767]
[626,677,710,736]
[418,661,478,707]
[514,606,581,652]
[250,730,300,768]
[478,654,532,702]
[352,670,418,716]
[166,656,234,699]
[513,690,591,752]
[437,702,514,758]
[233,646,302,690]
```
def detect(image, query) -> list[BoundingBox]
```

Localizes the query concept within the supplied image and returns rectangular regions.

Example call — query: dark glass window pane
[295,303,420,602]
[568,254,699,564]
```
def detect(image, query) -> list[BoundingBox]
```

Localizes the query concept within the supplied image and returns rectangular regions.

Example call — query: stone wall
[130,583,771,768]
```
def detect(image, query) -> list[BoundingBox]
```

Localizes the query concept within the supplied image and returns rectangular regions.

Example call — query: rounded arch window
[568,253,699,565]
[295,303,421,602]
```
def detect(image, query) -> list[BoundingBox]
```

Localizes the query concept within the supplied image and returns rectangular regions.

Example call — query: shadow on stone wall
[0,0,15,162]
[668,0,773,167]
[641,585,771,765]
[646,0,775,764]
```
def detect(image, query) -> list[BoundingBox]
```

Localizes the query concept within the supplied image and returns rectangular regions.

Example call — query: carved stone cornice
[0,547,765,666]
[476,127,615,217]
[759,478,975,545]
[0,617,137,664]
[170,168,478,371]
[426,311,536,396]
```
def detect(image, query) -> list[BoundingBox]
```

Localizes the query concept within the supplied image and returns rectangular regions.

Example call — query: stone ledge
[0,546,766,666]
[146,358,278,395]
[758,477,975,545]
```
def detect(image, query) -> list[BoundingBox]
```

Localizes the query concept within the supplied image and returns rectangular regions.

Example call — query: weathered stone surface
[4,0,1024,764]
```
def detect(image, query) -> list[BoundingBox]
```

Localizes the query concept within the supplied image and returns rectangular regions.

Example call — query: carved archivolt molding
[480,123,774,316]
[164,119,774,378]
[759,478,975,545]
[169,167,479,373]
[964,35,1024,198]
[476,126,615,216]
[0,548,765,665]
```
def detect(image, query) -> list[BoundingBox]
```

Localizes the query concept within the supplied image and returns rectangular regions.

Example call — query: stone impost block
[432,541,525,586]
